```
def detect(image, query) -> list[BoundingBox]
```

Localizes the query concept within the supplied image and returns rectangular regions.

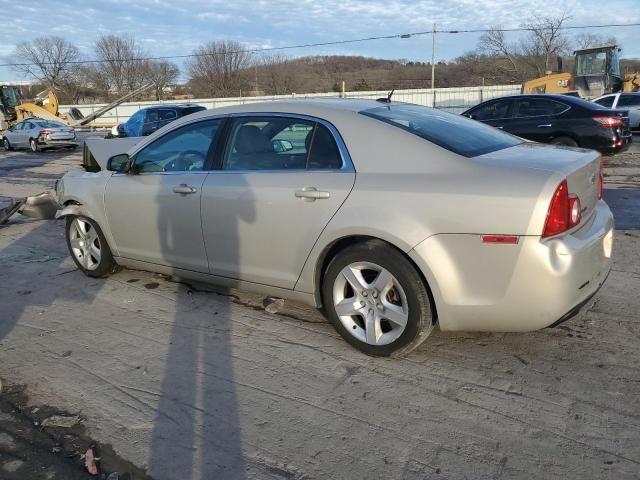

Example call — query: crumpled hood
[84,137,143,169]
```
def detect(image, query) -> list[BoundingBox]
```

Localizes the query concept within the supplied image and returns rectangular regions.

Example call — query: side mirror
[272,139,294,153]
[107,153,131,173]
[464,113,475,119]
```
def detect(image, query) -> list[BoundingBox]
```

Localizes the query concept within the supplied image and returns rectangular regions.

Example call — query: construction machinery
[0,83,152,137]
[523,44,640,99]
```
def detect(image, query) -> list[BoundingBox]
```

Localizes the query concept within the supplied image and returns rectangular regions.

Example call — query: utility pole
[431,23,436,90]
[431,23,436,107]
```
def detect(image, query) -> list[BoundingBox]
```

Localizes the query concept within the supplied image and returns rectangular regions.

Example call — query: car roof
[141,103,204,111]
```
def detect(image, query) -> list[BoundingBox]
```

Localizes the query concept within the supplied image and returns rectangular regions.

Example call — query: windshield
[360,104,521,157]
[576,51,607,76]
[1,87,21,107]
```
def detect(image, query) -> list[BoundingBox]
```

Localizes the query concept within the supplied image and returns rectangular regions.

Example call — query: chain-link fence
[63,84,522,125]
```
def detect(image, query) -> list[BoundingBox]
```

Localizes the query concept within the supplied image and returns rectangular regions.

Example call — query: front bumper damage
[0,191,60,225]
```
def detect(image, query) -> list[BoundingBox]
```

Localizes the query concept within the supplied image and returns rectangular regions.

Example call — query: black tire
[29,138,40,152]
[65,215,117,278]
[3,138,12,151]
[322,239,434,356]
[550,136,578,147]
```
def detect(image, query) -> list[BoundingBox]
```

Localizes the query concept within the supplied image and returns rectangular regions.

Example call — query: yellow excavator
[523,44,640,99]
[0,83,151,137]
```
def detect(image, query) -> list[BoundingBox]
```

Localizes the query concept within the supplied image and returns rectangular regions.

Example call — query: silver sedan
[3,119,77,152]
[47,99,613,356]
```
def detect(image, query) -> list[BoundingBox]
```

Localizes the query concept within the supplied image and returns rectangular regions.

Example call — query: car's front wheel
[65,215,117,277]
[322,240,434,356]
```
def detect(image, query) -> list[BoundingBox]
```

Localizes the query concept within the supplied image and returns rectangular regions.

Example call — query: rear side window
[512,98,568,117]
[159,109,178,121]
[181,106,206,117]
[361,104,521,157]
[594,96,615,108]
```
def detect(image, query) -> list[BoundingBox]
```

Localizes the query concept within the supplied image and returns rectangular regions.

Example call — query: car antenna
[376,89,395,104]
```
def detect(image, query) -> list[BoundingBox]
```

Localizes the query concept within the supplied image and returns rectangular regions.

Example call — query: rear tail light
[597,156,604,200]
[592,115,623,128]
[542,180,582,238]
[38,129,52,136]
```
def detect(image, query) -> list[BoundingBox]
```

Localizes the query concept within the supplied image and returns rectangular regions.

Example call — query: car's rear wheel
[3,138,12,151]
[66,215,117,278]
[30,138,40,152]
[322,240,434,356]
[550,136,578,147]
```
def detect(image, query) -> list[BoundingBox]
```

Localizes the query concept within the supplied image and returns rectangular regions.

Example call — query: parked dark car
[462,94,631,154]
[113,104,205,137]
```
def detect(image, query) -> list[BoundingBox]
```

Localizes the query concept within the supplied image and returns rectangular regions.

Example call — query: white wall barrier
[62,84,521,125]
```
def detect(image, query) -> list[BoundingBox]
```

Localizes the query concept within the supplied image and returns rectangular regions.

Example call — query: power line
[1,22,638,68]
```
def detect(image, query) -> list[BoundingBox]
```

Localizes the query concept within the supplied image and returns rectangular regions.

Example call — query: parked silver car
[3,119,77,152]
[36,99,613,356]
[593,92,640,129]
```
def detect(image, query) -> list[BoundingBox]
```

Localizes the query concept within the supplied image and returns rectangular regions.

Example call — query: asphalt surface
[0,138,639,479]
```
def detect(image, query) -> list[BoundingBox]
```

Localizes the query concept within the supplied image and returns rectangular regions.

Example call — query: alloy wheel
[332,261,409,346]
[68,218,102,270]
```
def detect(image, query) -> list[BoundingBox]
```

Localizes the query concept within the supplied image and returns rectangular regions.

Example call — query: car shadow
[147,172,254,479]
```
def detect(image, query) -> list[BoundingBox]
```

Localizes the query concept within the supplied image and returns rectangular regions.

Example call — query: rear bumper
[409,200,614,332]
[37,138,78,148]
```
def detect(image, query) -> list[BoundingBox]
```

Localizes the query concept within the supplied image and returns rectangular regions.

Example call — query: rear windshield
[360,104,521,157]
[181,106,206,117]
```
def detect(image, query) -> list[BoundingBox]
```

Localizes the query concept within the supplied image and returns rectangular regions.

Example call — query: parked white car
[593,92,640,129]
[26,99,613,356]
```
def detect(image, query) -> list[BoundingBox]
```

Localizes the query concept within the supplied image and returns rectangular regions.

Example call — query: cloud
[1,0,638,82]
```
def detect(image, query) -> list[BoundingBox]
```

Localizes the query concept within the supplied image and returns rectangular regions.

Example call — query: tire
[322,239,434,356]
[65,215,117,278]
[30,138,40,152]
[550,136,578,147]
[3,138,12,151]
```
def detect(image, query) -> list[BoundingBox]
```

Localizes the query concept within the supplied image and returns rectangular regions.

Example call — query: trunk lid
[48,127,75,140]
[475,142,602,228]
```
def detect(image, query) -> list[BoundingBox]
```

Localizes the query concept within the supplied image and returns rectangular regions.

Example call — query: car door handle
[295,187,330,201]
[173,184,197,195]
[537,124,553,128]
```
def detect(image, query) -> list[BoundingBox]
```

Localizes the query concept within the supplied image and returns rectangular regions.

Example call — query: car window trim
[215,112,354,173]
[129,117,227,175]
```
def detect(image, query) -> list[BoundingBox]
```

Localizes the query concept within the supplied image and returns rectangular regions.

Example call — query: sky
[1,0,639,83]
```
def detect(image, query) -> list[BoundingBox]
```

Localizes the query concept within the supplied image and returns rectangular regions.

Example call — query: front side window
[594,96,615,108]
[361,104,521,157]
[618,95,640,107]
[225,116,342,170]
[469,100,512,121]
[133,119,222,173]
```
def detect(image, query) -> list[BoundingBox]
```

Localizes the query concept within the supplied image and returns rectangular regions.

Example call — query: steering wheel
[164,150,206,172]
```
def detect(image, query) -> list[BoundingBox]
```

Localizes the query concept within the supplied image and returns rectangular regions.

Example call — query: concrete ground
[0,138,639,479]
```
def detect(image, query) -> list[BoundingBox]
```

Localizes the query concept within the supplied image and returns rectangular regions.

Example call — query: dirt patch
[0,382,152,480]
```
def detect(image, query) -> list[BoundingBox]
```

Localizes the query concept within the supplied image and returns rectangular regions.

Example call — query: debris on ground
[84,446,99,475]
[0,198,25,225]
[41,414,81,429]
[263,296,285,314]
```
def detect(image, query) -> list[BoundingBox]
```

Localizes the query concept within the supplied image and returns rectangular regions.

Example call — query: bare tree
[574,33,618,50]
[478,29,523,80]
[93,34,150,97]
[260,54,298,95]
[146,61,180,100]
[187,40,253,96]
[519,14,572,76]
[13,36,81,91]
